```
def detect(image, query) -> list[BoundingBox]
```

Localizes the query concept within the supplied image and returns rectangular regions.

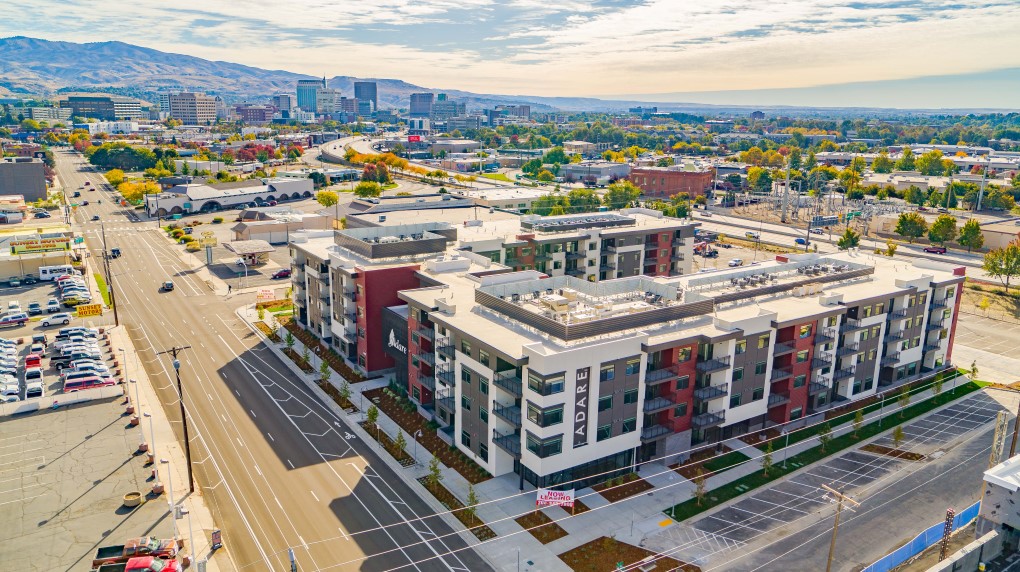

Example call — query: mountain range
[0,36,1016,115]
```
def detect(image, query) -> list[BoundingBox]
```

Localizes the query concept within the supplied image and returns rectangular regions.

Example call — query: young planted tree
[927,214,958,246]
[285,331,295,351]
[892,425,905,450]
[817,423,833,452]
[319,358,331,384]
[257,306,266,321]
[978,296,991,315]
[339,379,351,404]
[366,404,379,426]
[465,484,479,526]
[853,410,864,438]
[933,375,944,403]
[427,454,443,488]
[761,441,774,477]
[898,386,911,416]
[970,360,979,381]
[394,430,407,453]
[301,346,312,366]
[693,467,707,507]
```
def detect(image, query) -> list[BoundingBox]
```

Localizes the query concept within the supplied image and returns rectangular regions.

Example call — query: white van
[39,265,76,281]
[745,231,761,240]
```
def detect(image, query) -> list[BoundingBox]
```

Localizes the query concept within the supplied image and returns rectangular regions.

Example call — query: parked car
[57,326,99,339]
[27,302,42,315]
[795,237,809,246]
[91,215,100,221]
[161,281,174,292]
[728,259,744,267]
[8,277,21,287]
[271,269,291,279]
[923,246,947,254]
[0,313,28,327]
[46,299,61,313]
[110,248,121,258]
[34,211,51,219]
[41,313,73,327]
[24,354,42,369]
[93,556,181,572]
[23,275,37,285]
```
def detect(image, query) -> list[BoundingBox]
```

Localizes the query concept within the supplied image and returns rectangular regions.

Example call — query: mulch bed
[416,477,497,541]
[592,473,654,503]
[671,445,740,479]
[365,387,491,484]
[570,499,591,515]
[559,536,700,572]
[318,381,357,412]
[282,347,314,373]
[360,421,416,467]
[256,300,293,312]
[515,511,569,544]
[254,321,281,343]
[861,443,926,461]
[280,318,367,383]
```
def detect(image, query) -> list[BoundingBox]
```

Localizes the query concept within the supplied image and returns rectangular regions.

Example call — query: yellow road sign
[75,303,103,318]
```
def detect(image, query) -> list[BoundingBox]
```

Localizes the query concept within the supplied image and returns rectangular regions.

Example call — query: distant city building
[168,92,218,125]
[447,115,483,132]
[236,104,277,124]
[339,97,358,114]
[562,140,610,156]
[705,119,735,133]
[214,96,230,121]
[628,166,715,199]
[73,121,139,135]
[297,77,327,112]
[315,88,343,114]
[60,96,142,121]
[629,106,658,114]
[431,96,466,121]
[26,107,72,122]
[407,117,432,136]
[375,110,399,124]
[559,161,632,184]
[0,157,47,202]
[409,92,434,117]
[499,104,531,119]
[750,110,765,120]
[272,94,296,112]
[354,81,378,113]
[357,99,373,117]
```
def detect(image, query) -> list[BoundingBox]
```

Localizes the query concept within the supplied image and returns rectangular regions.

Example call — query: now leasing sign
[536,488,575,508]
[573,367,591,448]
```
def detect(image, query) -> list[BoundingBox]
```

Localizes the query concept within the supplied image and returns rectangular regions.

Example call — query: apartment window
[553,261,562,270]
[861,330,870,342]
[480,378,489,395]
[823,343,833,352]
[358,328,366,339]
[730,393,742,408]
[947,287,955,298]
[674,403,688,417]
[790,407,803,420]
[598,395,613,412]
[876,302,885,314]
[461,395,472,411]
[527,373,565,396]
[827,316,838,327]
[588,259,596,267]
[461,431,471,447]
[752,387,764,401]
[855,352,864,363]
[600,364,616,382]
[675,375,690,390]
[799,325,813,338]
[901,341,909,351]
[796,350,809,363]
[411,332,420,344]
[864,377,874,391]
[621,418,636,433]
[412,386,420,401]
[480,408,488,423]
[625,359,641,376]
[868,349,877,360]
[659,264,666,273]
[677,347,692,362]
[412,356,420,368]
[863,306,872,318]
[478,349,490,368]
[918,293,927,305]
[527,403,564,427]
[872,325,881,337]
[912,336,921,348]
[793,375,807,388]
[758,334,771,349]
[755,361,767,375]
[526,434,562,458]
[461,368,472,384]
[461,340,472,355]
[521,248,531,256]
[852,380,862,394]
[597,424,613,442]
[660,249,668,257]
[358,354,366,367]
[732,368,744,382]
[735,340,747,355]
[479,444,488,462]
[357,306,365,318]
[624,389,638,404]
[904,317,913,328]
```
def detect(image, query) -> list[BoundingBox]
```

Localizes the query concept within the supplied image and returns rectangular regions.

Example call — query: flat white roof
[986,455,1020,492]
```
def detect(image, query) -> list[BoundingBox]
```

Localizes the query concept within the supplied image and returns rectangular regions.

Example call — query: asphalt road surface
[54,149,491,572]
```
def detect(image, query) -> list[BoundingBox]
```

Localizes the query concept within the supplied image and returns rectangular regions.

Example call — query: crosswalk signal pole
[822,484,861,572]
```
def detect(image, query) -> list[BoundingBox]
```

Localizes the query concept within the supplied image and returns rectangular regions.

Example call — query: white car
[1,393,19,403]
[23,367,43,385]
[728,259,744,267]
[0,383,19,397]
[70,362,110,376]
[41,313,72,327]
[25,381,44,399]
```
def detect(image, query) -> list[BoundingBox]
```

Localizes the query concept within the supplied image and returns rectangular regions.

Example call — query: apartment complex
[168,92,218,125]
[629,166,716,199]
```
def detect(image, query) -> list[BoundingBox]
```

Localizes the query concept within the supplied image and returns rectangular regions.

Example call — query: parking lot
[645,391,1008,568]
[0,396,174,571]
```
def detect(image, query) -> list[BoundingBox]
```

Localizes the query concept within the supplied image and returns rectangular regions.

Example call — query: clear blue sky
[3,0,1019,107]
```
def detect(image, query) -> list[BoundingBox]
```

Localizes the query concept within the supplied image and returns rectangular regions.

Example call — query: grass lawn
[666,380,985,522]
[702,449,750,473]
[481,172,514,182]
[94,273,111,306]
[381,182,399,190]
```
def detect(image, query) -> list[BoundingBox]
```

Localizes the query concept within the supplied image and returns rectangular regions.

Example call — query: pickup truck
[91,537,177,568]
[91,556,181,572]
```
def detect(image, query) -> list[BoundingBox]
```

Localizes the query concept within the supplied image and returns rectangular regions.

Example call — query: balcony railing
[436,339,456,359]
[494,370,523,397]
[435,363,455,386]
[599,261,617,272]
[768,392,790,407]
[437,394,456,412]
[811,352,832,369]
[693,384,727,401]
[504,257,522,267]
[493,402,522,427]
[645,365,680,385]
[833,367,855,381]
[566,268,586,277]
[418,350,436,366]
[840,318,864,333]
[692,411,725,428]
[814,329,836,345]
[343,289,358,302]
[602,244,618,253]
[773,340,797,356]
[696,355,731,373]
[493,429,521,457]
[836,342,860,357]
[808,381,828,395]
[884,331,905,343]
[417,326,436,341]
[643,396,675,414]
[534,252,552,262]
[641,424,672,441]
[770,366,793,381]
[566,251,585,260]
[931,297,950,309]
[419,375,436,392]
[923,342,941,353]
[881,352,900,367]
[673,238,686,247]
[926,319,945,331]
[887,308,908,319]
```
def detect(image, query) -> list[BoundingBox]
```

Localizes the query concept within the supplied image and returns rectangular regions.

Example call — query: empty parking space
[871,393,1001,451]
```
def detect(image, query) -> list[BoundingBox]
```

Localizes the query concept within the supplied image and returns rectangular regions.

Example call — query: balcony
[646,365,680,385]
[493,429,521,458]
[602,244,619,253]
[814,329,836,345]
[768,392,790,408]
[884,331,904,343]
[887,308,908,319]
[644,242,660,252]
[345,309,357,322]
[923,342,941,353]
[641,424,672,441]
[342,331,357,345]
[671,254,685,262]
[504,257,522,267]
[773,340,797,356]
[926,319,945,332]
[840,318,865,333]
[343,289,358,302]
[494,370,523,397]
[436,339,456,359]
[599,261,617,272]
[644,396,675,414]
[566,267,586,277]
[811,352,832,369]
[881,352,900,367]
[566,251,585,260]
[418,350,436,366]
[692,411,725,428]
[833,367,855,381]
[771,366,793,381]
[534,252,552,262]
[836,342,859,357]
[931,298,949,309]
[437,393,456,413]
[435,363,455,385]
[673,238,686,247]
[693,384,727,401]
[417,326,436,341]
[493,402,522,428]
[696,355,731,373]
[808,381,828,395]
[419,375,436,392]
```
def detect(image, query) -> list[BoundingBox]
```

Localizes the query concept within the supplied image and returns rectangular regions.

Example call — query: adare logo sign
[388,330,407,355]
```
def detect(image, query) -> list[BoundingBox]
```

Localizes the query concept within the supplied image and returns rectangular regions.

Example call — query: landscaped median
[665,374,986,523]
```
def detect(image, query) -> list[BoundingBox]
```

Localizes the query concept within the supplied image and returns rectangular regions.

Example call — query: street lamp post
[158,346,194,493]
[144,412,156,464]
[161,458,178,545]
[413,429,423,463]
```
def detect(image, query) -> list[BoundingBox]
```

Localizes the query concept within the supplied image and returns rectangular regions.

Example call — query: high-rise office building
[60,96,142,121]
[297,77,327,112]
[315,88,343,114]
[168,92,218,125]
[354,82,378,113]
[431,97,466,121]
[272,94,296,112]
[409,92,434,117]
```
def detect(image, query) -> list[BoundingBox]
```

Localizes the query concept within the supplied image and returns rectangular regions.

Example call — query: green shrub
[179,234,194,244]
[170,229,185,238]
[212,217,224,224]
[184,241,201,252]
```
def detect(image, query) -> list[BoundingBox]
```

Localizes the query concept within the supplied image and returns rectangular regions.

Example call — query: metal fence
[861,501,981,572]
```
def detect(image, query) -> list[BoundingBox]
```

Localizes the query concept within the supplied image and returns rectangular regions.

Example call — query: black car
[27,302,42,315]
[91,215,100,221]
[34,212,51,219]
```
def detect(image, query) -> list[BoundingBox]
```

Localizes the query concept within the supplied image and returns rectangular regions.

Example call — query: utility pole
[822,484,861,572]
[158,345,195,493]
[1010,398,1020,458]
[780,159,791,223]
[938,508,955,562]
[100,223,119,326]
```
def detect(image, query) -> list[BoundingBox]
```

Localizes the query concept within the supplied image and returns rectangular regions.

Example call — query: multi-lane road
[53,149,491,572]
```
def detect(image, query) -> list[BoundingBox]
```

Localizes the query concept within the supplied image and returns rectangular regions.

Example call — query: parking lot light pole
[144,412,156,464]
[161,459,179,545]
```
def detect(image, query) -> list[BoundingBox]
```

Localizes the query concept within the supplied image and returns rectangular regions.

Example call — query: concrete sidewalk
[110,325,235,571]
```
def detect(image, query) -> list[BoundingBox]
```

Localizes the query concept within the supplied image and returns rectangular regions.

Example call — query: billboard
[10,236,71,254]
[75,303,103,318]
[407,135,421,142]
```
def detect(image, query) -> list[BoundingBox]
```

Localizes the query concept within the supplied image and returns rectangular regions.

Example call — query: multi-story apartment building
[168,92,217,125]
[629,166,716,199]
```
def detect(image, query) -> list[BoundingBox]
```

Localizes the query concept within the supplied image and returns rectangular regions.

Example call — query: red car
[923,246,947,254]
[272,269,291,279]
